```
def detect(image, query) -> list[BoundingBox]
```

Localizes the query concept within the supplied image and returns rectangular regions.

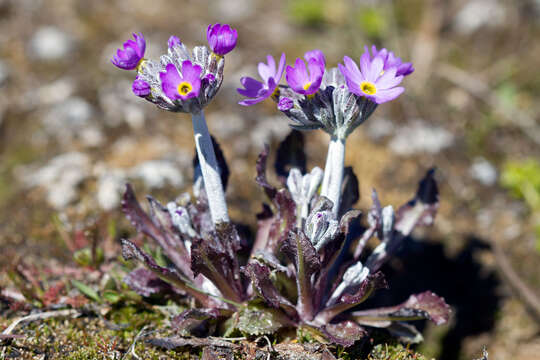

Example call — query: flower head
[338,50,404,104]
[111,33,146,70]
[207,23,238,56]
[237,53,286,106]
[132,77,150,97]
[160,60,202,101]
[286,50,326,95]
[369,45,414,77]
[168,35,182,49]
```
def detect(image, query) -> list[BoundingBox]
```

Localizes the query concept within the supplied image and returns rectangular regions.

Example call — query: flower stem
[191,110,229,224]
[321,136,346,217]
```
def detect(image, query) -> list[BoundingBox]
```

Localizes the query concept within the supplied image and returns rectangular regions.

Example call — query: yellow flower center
[360,81,377,95]
[177,81,193,96]
[135,58,147,74]
[303,82,312,91]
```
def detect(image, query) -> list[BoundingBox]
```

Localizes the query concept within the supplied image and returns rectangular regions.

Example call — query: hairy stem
[321,136,346,216]
[191,111,229,224]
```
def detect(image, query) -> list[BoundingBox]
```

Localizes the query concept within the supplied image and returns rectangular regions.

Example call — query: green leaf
[236,303,287,336]
[71,280,101,303]
[73,248,92,267]
[102,290,122,304]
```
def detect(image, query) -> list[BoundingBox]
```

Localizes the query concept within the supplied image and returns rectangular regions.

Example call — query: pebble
[365,117,395,141]
[42,97,103,146]
[250,115,292,147]
[454,0,506,34]
[18,152,91,209]
[96,169,126,211]
[130,160,184,189]
[389,120,454,155]
[30,26,73,61]
[469,157,498,186]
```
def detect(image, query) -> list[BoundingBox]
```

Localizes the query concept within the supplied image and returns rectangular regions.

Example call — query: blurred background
[0,0,539,358]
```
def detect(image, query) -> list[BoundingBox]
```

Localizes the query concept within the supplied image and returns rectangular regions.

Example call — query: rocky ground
[1,0,540,358]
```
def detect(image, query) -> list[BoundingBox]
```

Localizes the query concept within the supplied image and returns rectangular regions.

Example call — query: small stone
[96,169,126,211]
[42,97,98,146]
[30,26,73,61]
[130,160,184,189]
[365,117,394,141]
[251,115,292,146]
[389,120,454,156]
[469,157,498,186]
[17,152,91,209]
[454,0,506,34]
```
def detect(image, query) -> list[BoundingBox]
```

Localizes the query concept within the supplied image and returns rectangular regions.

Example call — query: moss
[368,343,428,360]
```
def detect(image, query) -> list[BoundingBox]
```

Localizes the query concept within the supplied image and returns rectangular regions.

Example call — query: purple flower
[132,77,150,97]
[168,35,181,48]
[286,50,326,95]
[278,97,294,111]
[304,49,326,68]
[338,50,404,104]
[237,53,286,106]
[369,45,414,77]
[111,33,146,70]
[207,23,238,56]
[160,60,202,101]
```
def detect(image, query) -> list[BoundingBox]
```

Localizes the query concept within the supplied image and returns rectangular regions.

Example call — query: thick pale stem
[320,139,335,196]
[321,137,346,216]
[191,111,229,224]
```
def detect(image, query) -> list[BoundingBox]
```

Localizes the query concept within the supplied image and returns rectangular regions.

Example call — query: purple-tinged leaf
[147,336,240,350]
[366,170,440,272]
[193,135,230,191]
[242,262,297,319]
[394,168,439,236]
[259,189,297,253]
[122,184,193,275]
[281,230,321,321]
[274,130,307,180]
[120,239,214,307]
[255,145,277,200]
[251,251,298,301]
[338,167,359,216]
[172,308,220,336]
[313,209,362,311]
[252,205,274,254]
[122,184,163,243]
[123,268,174,297]
[190,223,244,303]
[146,196,192,278]
[386,322,424,343]
[352,291,451,326]
[354,189,382,260]
[316,272,387,324]
[339,271,387,305]
[188,185,214,238]
[321,320,367,346]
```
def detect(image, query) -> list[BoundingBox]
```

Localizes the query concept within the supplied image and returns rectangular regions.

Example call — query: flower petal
[160,64,182,100]
[374,67,403,90]
[373,86,404,104]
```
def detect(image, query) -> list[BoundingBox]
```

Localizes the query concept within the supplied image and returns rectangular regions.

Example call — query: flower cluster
[112,25,449,348]
[238,45,413,140]
[112,23,237,114]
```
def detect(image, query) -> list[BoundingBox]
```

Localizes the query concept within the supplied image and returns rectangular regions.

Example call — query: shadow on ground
[362,236,501,360]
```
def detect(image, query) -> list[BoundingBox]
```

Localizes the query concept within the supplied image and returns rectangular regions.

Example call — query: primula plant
[111,23,450,347]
